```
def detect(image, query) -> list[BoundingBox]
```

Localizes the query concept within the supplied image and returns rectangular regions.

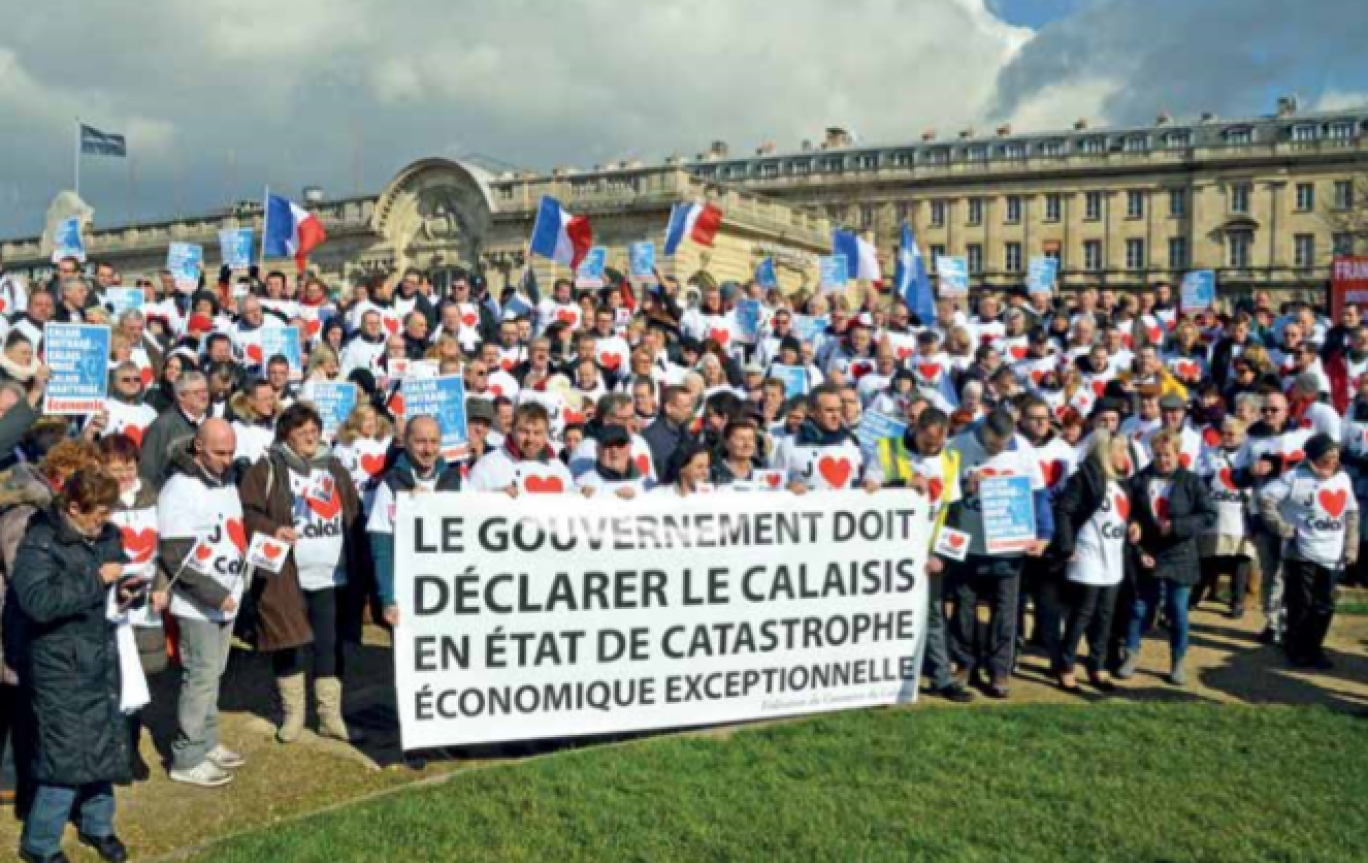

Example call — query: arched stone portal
[371,158,498,275]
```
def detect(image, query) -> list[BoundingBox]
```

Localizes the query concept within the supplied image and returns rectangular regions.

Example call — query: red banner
[1332,256,1368,320]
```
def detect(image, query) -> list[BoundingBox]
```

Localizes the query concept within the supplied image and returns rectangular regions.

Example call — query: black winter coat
[1125,465,1216,586]
[8,507,131,787]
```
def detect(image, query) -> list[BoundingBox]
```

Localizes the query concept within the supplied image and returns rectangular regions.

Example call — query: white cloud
[1315,90,1368,112]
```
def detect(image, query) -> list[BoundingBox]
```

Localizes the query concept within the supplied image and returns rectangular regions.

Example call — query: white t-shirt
[158,475,246,623]
[1262,466,1358,567]
[466,447,575,495]
[1068,479,1129,586]
[773,436,866,491]
[1198,446,1251,538]
[289,468,347,591]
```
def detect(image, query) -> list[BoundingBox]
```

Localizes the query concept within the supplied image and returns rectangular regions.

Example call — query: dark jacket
[239,446,363,652]
[139,405,201,490]
[8,507,131,787]
[1051,458,1108,563]
[1125,465,1215,585]
[641,416,694,484]
[369,454,463,610]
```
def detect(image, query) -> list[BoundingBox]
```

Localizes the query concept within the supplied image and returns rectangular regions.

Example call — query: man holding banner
[775,384,878,494]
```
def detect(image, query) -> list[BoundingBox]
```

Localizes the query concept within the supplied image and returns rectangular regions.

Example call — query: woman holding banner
[239,403,366,745]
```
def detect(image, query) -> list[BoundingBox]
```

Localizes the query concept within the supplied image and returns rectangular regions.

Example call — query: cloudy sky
[1,0,1365,239]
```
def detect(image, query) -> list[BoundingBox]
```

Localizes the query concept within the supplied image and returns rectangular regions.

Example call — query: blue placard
[755,257,779,290]
[629,242,656,283]
[936,256,969,296]
[819,255,849,291]
[1026,257,1058,294]
[401,375,469,460]
[259,326,303,378]
[51,216,86,263]
[1181,270,1216,311]
[767,364,811,399]
[219,228,255,270]
[855,412,908,464]
[791,314,829,344]
[502,293,532,319]
[980,474,1037,555]
[104,287,144,320]
[43,323,110,415]
[735,300,763,342]
[167,243,204,292]
[306,381,357,439]
[574,246,608,289]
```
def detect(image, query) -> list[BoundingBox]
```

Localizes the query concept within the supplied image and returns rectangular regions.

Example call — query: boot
[276,674,306,744]
[315,677,366,744]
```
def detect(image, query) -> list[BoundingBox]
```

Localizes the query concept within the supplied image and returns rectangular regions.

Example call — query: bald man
[157,417,249,788]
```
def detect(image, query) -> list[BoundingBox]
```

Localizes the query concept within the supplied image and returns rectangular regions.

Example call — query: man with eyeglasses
[1017,395,1077,664]
[139,371,211,489]
[87,360,157,446]
[756,308,795,368]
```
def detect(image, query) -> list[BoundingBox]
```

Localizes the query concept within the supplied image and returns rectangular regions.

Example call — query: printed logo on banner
[52,217,87,263]
[400,375,469,460]
[1180,270,1216,311]
[936,257,969,296]
[391,490,932,750]
[166,243,204,292]
[246,533,290,574]
[259,326,303,379]
[44,323,111,414]
[629,243,657,284]
[219,229,255,270]
[575,247,608,289]
[980,474,1037,555]
[307,382,357,440]
[1332,256,1368,320]
[819,255,849,292]
[1026,257,1058,294]
[104,287,144,319]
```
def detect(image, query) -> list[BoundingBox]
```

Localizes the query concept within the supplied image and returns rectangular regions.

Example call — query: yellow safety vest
[876,437,960,541]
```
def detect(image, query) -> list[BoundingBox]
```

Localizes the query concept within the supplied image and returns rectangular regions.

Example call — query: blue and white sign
[51,217,86,263]
[1026,257,1059,294]
[104,287,144,320]
[791,314,829,344]
[980,474,1037,555]
[167,243,204,292]
[43,323,110,415]
[219,228,255,270]
[400,375,469,460]
[936,256,969,296]
[735,300,763,343]
[767,364,811,399]
[259,326,303,380]
[502,293,533,320]
[819,255,849,292]
[755,258,779,290]
[854,413,908,465]
[1181,270,1217,311]
[305,381,357,440]
[629,242,656,284]
[574,246,608,289]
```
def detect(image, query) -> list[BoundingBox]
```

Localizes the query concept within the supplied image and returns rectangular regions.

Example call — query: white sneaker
[207,745,246,770]
[169,760,234,788]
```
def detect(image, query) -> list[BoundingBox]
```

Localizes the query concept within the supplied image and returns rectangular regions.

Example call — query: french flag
[263,193,327,273]
[530,196,593,269]
[832,229,883,282]
[663,201,723,256]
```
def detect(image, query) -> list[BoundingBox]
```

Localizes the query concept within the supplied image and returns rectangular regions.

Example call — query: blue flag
[80,124,126,157]
[894,224,933,323]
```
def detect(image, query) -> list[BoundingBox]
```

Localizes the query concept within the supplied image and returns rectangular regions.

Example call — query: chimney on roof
[1073,118,1089,131]
[1199,112,1217,124]
[958,128,975,140]
[800,139,814,152]
[996,124,1012,137]
[709,140,729,158]
[921,129,937,141]
[664,155,679,166]
[1277,95,1300,117]
[824,127,853,149]
[756,141,776,156]
[1156,111,1173,126]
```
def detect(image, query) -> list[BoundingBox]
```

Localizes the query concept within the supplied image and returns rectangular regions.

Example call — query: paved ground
[3,591,1366,861]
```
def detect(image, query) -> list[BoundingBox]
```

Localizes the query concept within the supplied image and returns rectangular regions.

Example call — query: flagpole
[74,117,81,197]
[259,185,271,269]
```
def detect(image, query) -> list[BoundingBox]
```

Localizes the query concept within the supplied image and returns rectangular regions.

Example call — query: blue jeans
[21,782,114,857]
[1127,578,1191,662]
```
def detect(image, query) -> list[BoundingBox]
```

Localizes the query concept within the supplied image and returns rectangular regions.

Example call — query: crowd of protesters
[0,250,1360,862]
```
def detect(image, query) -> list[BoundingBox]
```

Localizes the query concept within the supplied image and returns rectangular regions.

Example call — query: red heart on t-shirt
[195,542,213,562]
[600,353,622,371]
[360,453,386,476]
[927,477,944,502]
[1203,427,1222,447]
[1174,360,1200,381]
[226,519,248,554]
[1319,488,1348,519]
[1219,468,1236,491]
[500,358,516,372]
[556,309,578,326]
[245,344,264,364]
[895,346,914,361]
[947,532,966,550]
[308,488,342,521]
[849,361,873,380]
[1114,494,1130,521]
[1180,453,1193,469]
[635,453,651,476]
[816,455,852,488]
[140,367,154,388]
[124,426,145,448]
[1154,498,1171,522]
[1040,460,1065,488]
[1031,369,1046,386]
[524,474,564,494]
[1285,450,1305,466]
[1009,346,1027,361]
[917,363,941,381]
[121,527,158,564]
[1091,379,1108,398]
[461,313,478,328]
[709,328,731,347]
[305,318,322,338]
[389,393,406,416]
[564,410,586,425]
[383,317,400,335]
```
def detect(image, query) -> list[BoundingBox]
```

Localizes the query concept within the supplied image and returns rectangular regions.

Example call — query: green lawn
[196,704,1368,863]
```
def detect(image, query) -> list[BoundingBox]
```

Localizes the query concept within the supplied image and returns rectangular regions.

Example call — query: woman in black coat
[1118,429,1216,687]
[9,468,133,863]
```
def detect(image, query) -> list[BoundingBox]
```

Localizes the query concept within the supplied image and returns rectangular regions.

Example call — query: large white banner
[393,490,932,750]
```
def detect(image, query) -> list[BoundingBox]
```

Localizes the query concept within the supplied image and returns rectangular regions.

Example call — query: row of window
[939,233,1352,275]
[853,181,1356,228]
[692,122,1362,179]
